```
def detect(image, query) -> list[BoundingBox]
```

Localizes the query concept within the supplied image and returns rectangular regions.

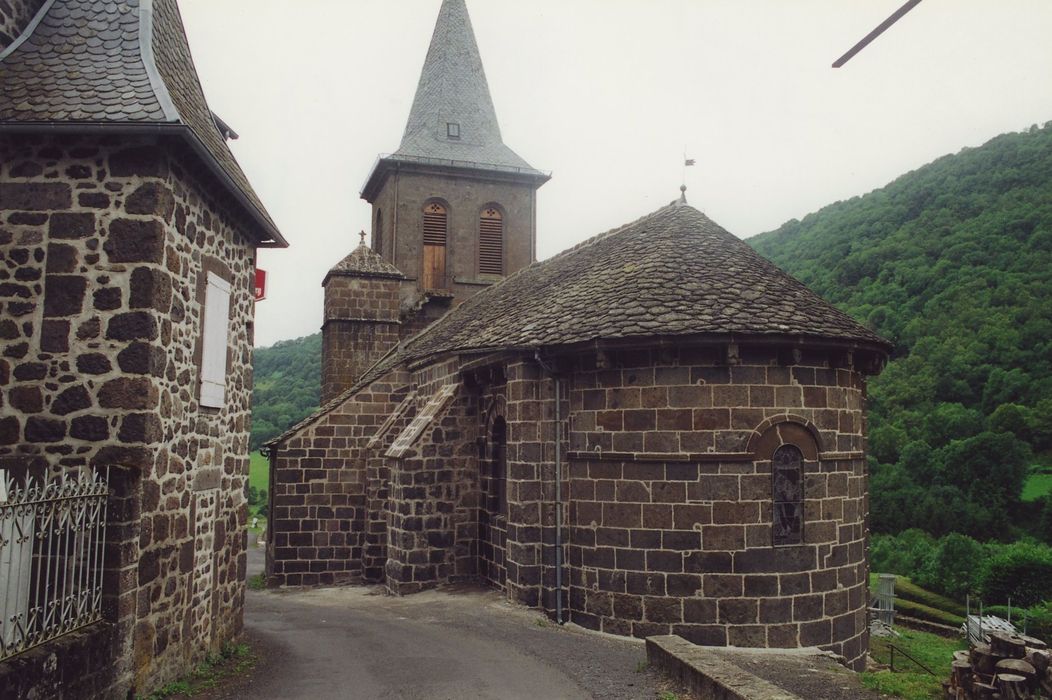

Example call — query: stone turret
[321,236,405,402]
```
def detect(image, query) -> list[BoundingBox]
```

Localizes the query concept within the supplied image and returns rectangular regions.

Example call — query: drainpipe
[534,351,564,625]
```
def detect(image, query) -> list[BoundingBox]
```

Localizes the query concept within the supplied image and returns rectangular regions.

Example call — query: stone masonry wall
[384,359,481,594]
[0,0,43,49]
[266,369,408,587]
[559,345,870,669]
[372,169,536,306]
[0,134,257,695]
[321,275,401,402]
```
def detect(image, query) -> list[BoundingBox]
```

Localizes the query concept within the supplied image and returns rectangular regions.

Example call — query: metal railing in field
[0,468,109,661]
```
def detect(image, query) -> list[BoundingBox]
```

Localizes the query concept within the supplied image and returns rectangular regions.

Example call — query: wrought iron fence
[0,467,109,661]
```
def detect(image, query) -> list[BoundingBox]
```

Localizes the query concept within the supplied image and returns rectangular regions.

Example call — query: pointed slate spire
[393,0,534,171]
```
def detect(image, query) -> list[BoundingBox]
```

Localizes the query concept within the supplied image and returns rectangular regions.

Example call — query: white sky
[178,0,1052,348]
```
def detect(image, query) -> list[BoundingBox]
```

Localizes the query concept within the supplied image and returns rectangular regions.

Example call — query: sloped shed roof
[0,0,285,246]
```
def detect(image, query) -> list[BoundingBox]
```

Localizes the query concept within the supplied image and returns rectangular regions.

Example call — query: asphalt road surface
[228,548,669,700]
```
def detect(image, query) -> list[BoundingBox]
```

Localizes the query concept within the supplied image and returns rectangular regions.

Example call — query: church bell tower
[322,0,548,400]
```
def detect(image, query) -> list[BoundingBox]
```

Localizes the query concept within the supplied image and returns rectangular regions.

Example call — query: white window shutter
[200,272,231,408]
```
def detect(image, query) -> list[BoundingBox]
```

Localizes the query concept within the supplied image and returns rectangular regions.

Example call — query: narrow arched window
[478,207,504,276]
[491,416,508,517]
[422,202,447,289]
[374,209,383,256]
[772,444,804,545]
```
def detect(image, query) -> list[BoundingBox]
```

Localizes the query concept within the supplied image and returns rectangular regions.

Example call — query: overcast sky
[178,0,1052,348]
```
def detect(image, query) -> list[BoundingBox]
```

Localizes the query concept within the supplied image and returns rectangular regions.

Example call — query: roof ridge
[138,0,179,122]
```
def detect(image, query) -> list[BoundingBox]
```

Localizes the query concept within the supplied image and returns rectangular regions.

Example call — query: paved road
[229,548,667,700]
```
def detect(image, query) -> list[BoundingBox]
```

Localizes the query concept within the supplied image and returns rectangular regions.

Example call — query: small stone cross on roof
[359,231,367,245]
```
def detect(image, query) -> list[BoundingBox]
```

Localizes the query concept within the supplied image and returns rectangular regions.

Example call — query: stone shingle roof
[394,0,534,171]
[361,0,548,200]
[324,242,405,283]
[266,202,891,448]
[402,203,891,362]
[0,0,285,246]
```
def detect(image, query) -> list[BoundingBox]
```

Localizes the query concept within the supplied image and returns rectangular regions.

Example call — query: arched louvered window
[422,202,447,289]
[479,207,504,276]
[374,209,383,256]
[772,444,804,546]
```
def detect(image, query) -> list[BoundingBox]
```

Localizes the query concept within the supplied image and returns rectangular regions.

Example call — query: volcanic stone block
[70,415,109,441]
[40,319,69,353]
[46,243,78,273]
[104,219,165,263]
[76,353,112,375]
[126,182,175,219]
[25,417,66,443]
[99,377,157,409]
[9,386,43,413]
[118,413,163,443]
[0,182,71,210]
[52,385,91,416]
[43,275,87,317]
[48,212,95,239]
[129,267,173,312]
[106,312,158,341]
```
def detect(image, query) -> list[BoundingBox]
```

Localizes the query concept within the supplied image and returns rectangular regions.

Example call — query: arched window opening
[491,416,508,517]
[422,202,448,289]
[374,209,383,256]
[479,207,504,276]
[772,444,804,546]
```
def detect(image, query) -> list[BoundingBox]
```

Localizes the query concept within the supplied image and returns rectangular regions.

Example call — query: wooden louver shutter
[422,203,447,290]
[423,203,447,245]
[479,208,503,276]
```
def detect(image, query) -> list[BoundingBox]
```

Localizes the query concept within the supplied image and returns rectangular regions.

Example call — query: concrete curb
[645,635,803,700]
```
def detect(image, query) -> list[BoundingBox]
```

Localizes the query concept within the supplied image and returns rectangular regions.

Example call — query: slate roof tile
[401,203,891,361]
[0,0,283,245]
[326,242,405,281]
[268,203,891,448]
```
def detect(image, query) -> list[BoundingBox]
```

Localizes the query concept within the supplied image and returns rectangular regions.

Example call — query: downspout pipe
[534,350,564,625]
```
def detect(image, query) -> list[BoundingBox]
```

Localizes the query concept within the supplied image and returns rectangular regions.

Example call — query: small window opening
[772,444,804,546]
[479,207,504,276]
[422,202,448,290]
[374,209,383,256]
[491,417,508,517]
[447,122,460,139]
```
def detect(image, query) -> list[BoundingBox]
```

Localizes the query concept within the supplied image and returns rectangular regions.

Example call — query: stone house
[0,0,285,697]
[266,0,890,672]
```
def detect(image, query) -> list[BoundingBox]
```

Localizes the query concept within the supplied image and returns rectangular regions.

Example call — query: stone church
[266,0,890,671]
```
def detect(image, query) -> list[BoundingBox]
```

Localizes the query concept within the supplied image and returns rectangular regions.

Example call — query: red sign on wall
[254,268,267,302]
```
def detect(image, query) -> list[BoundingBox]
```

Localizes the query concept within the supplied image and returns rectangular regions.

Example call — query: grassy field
[862,628,965,700]
[249,452,269,493]
[1023,471,1052,502]
[247,452,269,533]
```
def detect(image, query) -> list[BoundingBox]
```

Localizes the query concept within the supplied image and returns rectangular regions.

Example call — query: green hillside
[750,122,1052,542]
[250,333,321,450]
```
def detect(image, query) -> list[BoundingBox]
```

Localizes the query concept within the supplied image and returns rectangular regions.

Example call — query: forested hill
[250,333,320,450]
[750,122,1052,541]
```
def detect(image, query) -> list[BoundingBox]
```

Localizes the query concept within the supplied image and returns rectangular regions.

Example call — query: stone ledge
[646,635,801,700]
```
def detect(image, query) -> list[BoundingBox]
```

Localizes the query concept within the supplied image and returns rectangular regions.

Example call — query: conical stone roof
[393,0,533,171]
[401,203,891,362]
[325,242,405,283]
